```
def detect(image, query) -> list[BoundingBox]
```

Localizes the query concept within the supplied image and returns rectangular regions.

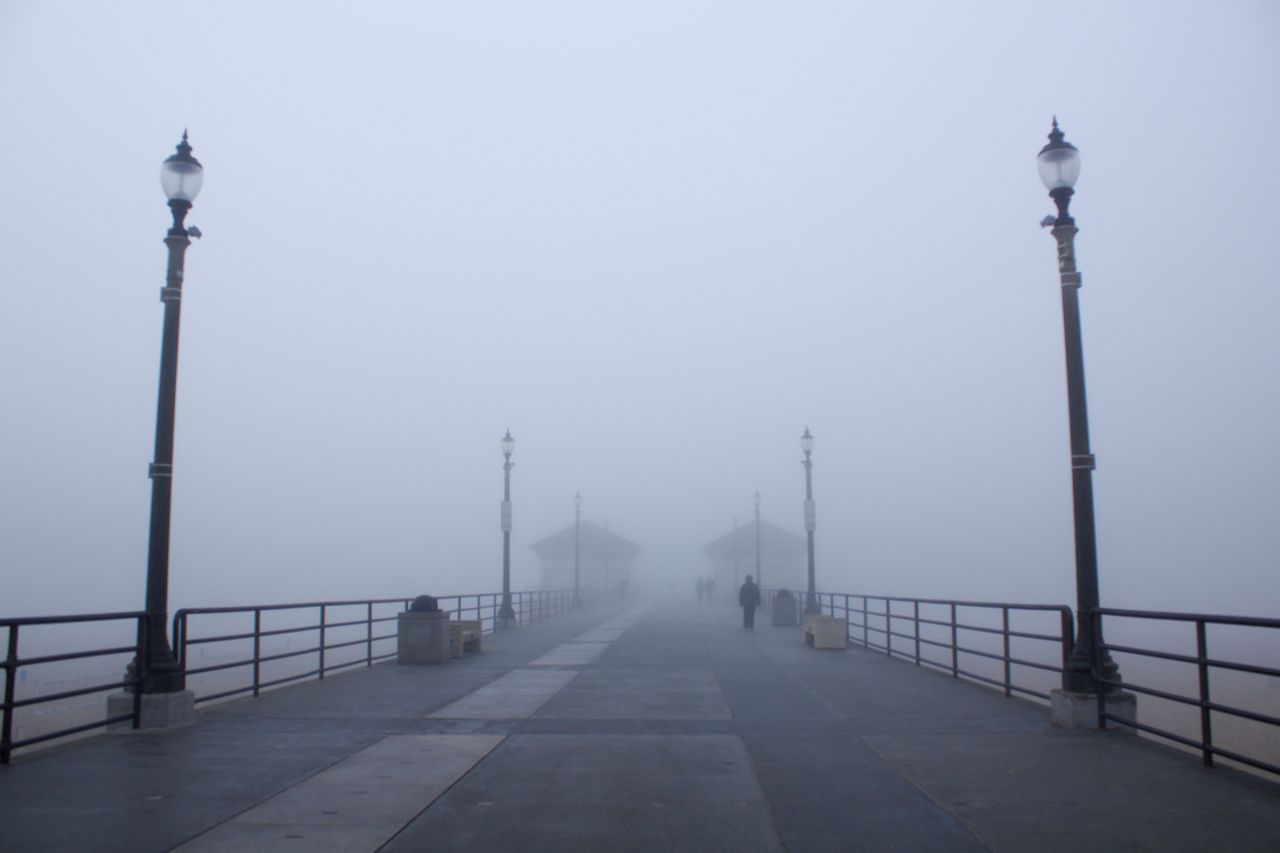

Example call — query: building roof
[704,519,805,560]
[529,520,642,560]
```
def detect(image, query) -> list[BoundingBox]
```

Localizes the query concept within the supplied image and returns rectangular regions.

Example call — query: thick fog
[2,2,1276,619]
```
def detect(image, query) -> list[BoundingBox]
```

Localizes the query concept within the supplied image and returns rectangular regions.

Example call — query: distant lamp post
[800,428,819,614]
[573,491,583,608]
[732,517,739,591]
[753,491,762,591]
[498,430,516,626]
[140,132,204,694]
[1038,119,1120,694]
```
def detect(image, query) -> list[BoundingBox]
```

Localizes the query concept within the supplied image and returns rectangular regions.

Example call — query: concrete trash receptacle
[771,591,798,627]
[397,611,451,664]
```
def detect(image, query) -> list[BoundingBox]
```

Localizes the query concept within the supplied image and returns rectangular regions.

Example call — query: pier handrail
[1,611,147,765]
[173,589,577,706]
[767,590,1074,702]
[2,590,579,763]
[1093,607,1280,778]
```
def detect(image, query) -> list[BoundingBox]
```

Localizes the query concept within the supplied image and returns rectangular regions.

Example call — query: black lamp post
[139,132,203,693]
[498,430,516,626]
[573,491,583,608]
[753,491,762,590]
[800,427,819,614]
[1038,118,1120,693]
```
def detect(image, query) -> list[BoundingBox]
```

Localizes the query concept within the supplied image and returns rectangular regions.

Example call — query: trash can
[771,589,798,627]
[397,596,451,664]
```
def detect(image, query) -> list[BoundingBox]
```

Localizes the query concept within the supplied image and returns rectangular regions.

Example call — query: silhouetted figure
[739,575,761,629]
[705,577,716,600]
[696,577,705,604]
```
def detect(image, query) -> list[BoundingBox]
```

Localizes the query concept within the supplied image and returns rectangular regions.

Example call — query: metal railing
[772,590,1074,702]
[1,589,579,762]
[1,611,146,765]
[174,589,578,706]
[1094,607,1280,778]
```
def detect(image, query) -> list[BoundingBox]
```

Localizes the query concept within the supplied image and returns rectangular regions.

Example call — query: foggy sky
[2,1,1277,618]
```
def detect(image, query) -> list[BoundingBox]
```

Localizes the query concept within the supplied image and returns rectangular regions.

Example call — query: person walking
[696,577,705,604]
[739,574,761,630]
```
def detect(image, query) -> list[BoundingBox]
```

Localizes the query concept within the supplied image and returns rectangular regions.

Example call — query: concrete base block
[1050,688,1138,731]
[398,611,451,665]
[803,614,847,649]
[812,616,848,650]
[107,690,196,730]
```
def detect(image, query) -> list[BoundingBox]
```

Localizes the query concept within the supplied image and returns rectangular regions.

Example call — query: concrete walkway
[2,597,1278,851]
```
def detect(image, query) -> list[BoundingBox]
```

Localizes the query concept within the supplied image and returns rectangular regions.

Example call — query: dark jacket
[739,580,761,609]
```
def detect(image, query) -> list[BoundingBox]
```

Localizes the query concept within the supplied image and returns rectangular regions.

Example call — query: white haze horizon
[2,2,1277,621]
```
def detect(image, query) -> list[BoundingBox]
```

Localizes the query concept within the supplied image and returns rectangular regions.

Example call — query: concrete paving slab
[428,669,578,719]
[576,627,625,642]
[528,641,608,667]
[537,668,733,720]
[176,734,503,853]
[864,730,1280,852]
[381,734,783,853]
[743,732,987,852]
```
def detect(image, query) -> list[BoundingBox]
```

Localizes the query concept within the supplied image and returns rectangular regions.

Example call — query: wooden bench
[450,619,483,659]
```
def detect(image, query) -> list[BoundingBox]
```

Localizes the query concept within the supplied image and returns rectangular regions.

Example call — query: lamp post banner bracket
[1071,453,1097,471]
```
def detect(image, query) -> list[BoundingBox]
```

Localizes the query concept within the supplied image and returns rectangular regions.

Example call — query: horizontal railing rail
[767,590,1074,703]
[1,589,580,762]
[1093,607,1280,779]
[174,589,578,706]
[1,611,146,765]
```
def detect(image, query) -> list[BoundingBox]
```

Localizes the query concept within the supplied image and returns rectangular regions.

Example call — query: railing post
[253,609,262,698]
[1060,608,1074,688]
[176,612,189,673]
[913,601,921,666]
[318,605,327,679]
[2,625,19,765]
[1093,610,1107,730]
[366,602,374,667]
[1002,607,1012,697]
[1196,619,1214,767]
[862,597,868,648]
[884,598,892,658]
[133,617,145,728]
[950,603,959,678]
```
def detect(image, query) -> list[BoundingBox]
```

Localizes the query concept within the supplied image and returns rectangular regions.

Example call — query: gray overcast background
[2,1,1276,618]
